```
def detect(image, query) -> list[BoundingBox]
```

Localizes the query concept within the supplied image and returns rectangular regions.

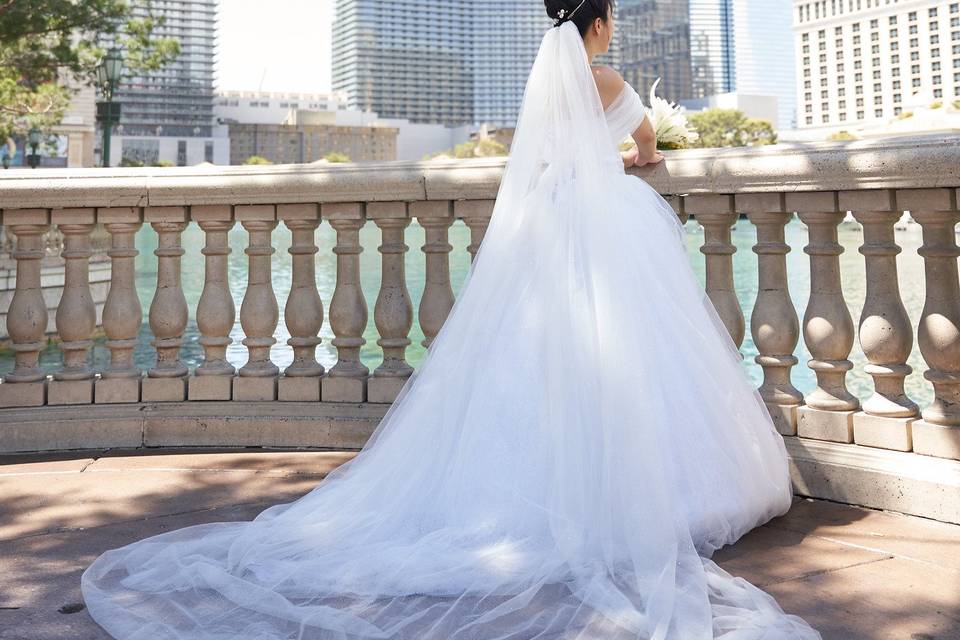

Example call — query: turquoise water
[3,217,935,409]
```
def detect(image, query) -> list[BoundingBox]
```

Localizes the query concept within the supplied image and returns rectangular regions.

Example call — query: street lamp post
[96,48,124,168]
[26,127,42,169]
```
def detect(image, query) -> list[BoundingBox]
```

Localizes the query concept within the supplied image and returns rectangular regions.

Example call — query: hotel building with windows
[794,0,960,132]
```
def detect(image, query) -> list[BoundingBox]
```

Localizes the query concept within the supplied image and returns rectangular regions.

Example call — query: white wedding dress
[82,22,821,640]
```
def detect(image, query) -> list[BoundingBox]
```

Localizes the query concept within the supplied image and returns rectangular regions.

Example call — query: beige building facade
[794,0,960,134]
[227,122,397,165]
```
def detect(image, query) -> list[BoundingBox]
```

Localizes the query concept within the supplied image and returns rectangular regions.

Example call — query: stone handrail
[0,134,958,524]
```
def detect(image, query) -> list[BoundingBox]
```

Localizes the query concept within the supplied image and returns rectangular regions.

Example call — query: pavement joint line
[756,554,896,588]
[811,533,960,575]
[768,521,960,574]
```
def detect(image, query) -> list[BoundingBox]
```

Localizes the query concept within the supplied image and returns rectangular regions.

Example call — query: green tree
[687,108,777,148]
[243,155,273,165]
[0,0,180,142]
[324,151,350,163]
[827,130,858,141]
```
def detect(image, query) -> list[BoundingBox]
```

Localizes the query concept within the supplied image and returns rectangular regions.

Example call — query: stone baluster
[235,205,279,401]
[741,194,804,436]
[368,202,413,404]
[0,209,50,408]
[791,193,860,443]
[278,204,324,402]
[96,208,143,404]
[189,206,236,401]
[846,191,918,451]
[411,201,455,348]
[687,195,745,349]
[321,202,368,402]
[48,209,97,405]
[901,189,960,460]
[143,207,189,402]
[456,200,494,262]
[667,196,689,225]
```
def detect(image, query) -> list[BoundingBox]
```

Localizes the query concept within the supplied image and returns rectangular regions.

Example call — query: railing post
[48,209,96,405]
[741,194,804,435]
[143,207,189,402]
[235,205,279,401]
[368,201,413,404]
[901,188,960,460]
[189,205,236,401]
[279,203,324,402]
[96,208,143,404]
[322,202,368,402]
[0,209,50,408]
[456,200,494,262]
[686,195,745,349]
[792,192,860,443]
[411,200,455,348]
[846,191,918,451]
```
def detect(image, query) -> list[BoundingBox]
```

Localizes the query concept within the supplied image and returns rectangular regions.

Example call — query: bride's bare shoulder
[591,65,625,109]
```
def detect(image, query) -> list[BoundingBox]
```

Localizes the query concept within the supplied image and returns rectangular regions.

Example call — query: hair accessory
[554,0,589,27]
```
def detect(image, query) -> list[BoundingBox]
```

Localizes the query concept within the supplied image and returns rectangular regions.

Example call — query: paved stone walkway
[0,449,958,639]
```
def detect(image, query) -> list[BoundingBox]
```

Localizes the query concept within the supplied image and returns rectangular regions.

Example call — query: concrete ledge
[0,135,956,209]
[0,402,388,453]
[785,436,960,525]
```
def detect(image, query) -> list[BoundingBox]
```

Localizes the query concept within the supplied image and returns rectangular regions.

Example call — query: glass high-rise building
[108,0,217,138]
[618,0,694,102]
[332,0,475,127]
[616,0,796,129]
[689,0,736,96]
[102,0,222,165]
[733,0,796,129]
[472,2,548,127]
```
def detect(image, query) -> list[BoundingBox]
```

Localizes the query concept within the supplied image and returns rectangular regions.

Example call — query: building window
[177,140,187,166]
[204,141,214,163]
[874,108,883,117]
[806,116,814,125]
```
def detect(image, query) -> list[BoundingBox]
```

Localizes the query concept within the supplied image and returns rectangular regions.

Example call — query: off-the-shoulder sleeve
[605,82,647,142]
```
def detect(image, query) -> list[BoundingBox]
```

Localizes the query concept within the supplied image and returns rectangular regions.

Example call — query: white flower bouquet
[644,78,698,150]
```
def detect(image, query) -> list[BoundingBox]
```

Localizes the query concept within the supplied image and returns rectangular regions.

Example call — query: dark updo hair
[544,0,615,36]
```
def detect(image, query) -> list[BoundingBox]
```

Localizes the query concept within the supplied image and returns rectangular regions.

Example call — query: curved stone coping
[0,401,957,524]
[0,134,957,210]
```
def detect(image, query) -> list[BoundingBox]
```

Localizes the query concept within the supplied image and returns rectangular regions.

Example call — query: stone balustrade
[0,134,959,523]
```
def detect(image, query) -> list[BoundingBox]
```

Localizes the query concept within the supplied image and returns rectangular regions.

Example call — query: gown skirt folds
[81,21,821,640]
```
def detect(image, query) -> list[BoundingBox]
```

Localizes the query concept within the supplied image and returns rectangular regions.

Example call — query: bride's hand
[637,151,665,167]
[621,146,640,169]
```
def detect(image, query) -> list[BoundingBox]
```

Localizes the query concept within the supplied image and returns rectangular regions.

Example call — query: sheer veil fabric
[81,22,821,640]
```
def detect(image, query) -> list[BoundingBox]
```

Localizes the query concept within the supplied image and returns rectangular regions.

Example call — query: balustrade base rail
[0,402,958,525]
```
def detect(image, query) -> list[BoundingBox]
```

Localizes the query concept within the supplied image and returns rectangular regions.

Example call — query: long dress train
[81,21,821,640]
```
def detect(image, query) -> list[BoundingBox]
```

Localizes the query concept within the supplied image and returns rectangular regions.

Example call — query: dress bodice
[604,82,647,150]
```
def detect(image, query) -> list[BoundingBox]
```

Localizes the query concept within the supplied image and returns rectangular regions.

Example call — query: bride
[82,1,821,638]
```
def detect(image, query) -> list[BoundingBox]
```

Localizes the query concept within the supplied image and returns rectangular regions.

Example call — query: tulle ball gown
[82,21,821,640]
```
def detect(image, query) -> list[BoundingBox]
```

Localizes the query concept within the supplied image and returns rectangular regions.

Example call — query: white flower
[643,78,699,148]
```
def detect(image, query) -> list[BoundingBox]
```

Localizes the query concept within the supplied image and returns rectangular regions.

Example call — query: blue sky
[216,0,334,94]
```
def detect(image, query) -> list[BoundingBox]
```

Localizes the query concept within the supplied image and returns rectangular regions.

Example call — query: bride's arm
[626,117,662,168]
[593,66,662,169]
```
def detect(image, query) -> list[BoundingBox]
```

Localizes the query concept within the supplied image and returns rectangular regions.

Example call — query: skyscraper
[734,0,796,129]
[793,0,959,131]
[332,0,475,127]
[689,0,736,96]
[617,0,694,102]
[472,2,548,127]
[617,0,796,129]
[103,0,224,166]
[333,0,612,128]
